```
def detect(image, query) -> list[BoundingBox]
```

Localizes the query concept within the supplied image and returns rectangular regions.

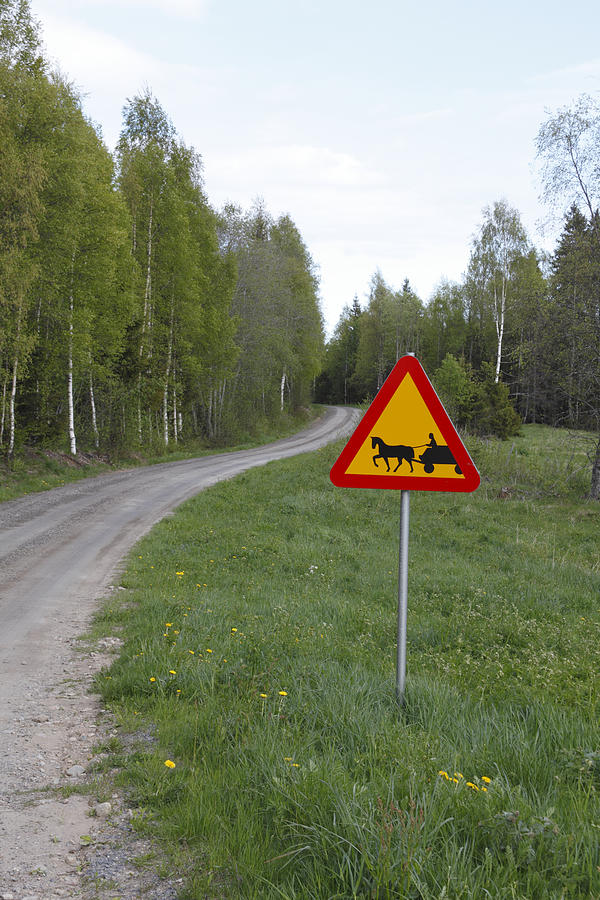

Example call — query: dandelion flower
[231,627,238,633]
[260,693,268,698]
[284,757,292,762]
[149,677,156,683]
[169,670,177,675]
[165,622,173,628]
[292,763,299,768]
[466,782,479,791]
[206,648,213,654]
[481,776,492,784]
[164,760,176,768]
[189,650,195,654]
[279,690,288,697]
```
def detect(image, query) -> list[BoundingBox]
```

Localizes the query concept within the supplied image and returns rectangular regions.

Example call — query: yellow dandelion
[206,648,213,654]
[169,670,177,675]
[231,627,238,633]
[454,772,463,779]
[149,677,156,682]
[165,622,172,628]
[164,760,176,768]
[481,776,492,784]
[438,770,450,780]
[189,650,195,654]
[260,693,268,698]
[279,690,288,697]
[466,782,479,791]
[284,757,292,761]
[481,787,488,792]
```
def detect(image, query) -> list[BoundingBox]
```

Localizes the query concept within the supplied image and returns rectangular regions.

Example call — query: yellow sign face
[345,372,463,480]
[330,355,480,492]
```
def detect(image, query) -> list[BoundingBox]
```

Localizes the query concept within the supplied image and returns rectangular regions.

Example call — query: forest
[0,0,323,459]
[1,0,600,496]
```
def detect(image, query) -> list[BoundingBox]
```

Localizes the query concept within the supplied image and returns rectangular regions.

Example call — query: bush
[434,355,521,439]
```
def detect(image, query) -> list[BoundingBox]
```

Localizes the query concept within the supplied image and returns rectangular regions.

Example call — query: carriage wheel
[454,465,462,474]
[424,463,434,474]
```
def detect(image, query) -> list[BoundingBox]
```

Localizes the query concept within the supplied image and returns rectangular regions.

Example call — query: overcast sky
[31,0,600,334]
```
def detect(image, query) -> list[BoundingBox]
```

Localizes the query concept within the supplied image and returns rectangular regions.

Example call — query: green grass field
[91,424,600,899]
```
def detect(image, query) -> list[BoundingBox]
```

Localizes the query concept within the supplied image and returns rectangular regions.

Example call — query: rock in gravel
[95,801,112,818]
[66,764,86,777]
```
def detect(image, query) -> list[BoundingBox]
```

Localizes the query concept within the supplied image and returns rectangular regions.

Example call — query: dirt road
[0,407,358,899]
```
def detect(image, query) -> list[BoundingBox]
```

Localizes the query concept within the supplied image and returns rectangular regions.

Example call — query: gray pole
[396,489,410,705]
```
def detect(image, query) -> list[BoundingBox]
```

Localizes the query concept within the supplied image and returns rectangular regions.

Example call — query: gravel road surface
[0,406,358,899]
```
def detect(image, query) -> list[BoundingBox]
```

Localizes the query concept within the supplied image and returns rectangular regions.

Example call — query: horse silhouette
[371,436,414,473]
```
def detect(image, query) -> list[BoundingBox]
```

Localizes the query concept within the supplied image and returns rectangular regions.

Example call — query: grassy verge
[0,407,322,503]
[92,424,599,898]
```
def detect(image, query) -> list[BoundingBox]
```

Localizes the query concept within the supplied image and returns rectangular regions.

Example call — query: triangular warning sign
[330,355,480,492]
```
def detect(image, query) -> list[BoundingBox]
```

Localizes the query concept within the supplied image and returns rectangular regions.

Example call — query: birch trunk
[493,279,506,384]
[8,298,24,458]
[67,292,77,455]
[8,352,18,457]
[89,365,99,449]
[0,376,6,446]
[172,385,178,443]
[162,293,174,446]
[280,371,286,411]
[138,197,154,444]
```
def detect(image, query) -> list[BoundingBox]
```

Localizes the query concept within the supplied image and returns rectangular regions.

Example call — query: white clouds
[206,144,386,193]
[36,0,210,20]
[29,0,600,336]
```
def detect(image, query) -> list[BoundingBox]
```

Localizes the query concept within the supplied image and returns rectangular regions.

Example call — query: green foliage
[92,427,599,898]
[434,354,521,439]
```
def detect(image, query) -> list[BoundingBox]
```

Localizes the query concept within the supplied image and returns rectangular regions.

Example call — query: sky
[31,0,600,335]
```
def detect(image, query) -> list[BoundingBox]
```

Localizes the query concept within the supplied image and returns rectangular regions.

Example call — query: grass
[90,423,599,899]
[0,407,321,503]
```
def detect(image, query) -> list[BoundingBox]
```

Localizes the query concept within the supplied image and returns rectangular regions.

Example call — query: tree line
[0,0,324,458]
[317,100,600,497]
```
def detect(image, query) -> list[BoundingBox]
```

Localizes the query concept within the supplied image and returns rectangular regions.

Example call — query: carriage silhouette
[371,436,462,474]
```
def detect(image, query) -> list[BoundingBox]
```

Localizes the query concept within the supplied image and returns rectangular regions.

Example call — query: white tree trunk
[67,289,77,455]
[138,199,154,445]
[280,371,286,412]
[0,376,7,446]
[493,279,506,384]
[172,385,178,443]
[162,296,174,446]
[8,352,18,457]
[89,367,99,449]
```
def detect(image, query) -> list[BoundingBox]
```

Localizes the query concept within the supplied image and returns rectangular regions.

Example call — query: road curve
[0,406,358,670]
[0,406,358,895]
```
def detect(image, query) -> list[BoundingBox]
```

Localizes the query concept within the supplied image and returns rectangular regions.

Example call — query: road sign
[330,355,480,493]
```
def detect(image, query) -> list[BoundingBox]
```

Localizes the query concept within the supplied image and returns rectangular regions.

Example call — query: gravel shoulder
[0,408,358,900]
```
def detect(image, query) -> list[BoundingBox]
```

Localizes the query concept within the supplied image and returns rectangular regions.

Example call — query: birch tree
[0,0,46,456]
[28,78,131,454]
[467,201,528,384]
[536,96,600,498]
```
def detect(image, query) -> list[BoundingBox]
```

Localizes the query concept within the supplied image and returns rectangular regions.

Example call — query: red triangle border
[330,356,480,493]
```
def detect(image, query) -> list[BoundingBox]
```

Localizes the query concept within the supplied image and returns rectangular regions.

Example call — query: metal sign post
[396,490,410,705]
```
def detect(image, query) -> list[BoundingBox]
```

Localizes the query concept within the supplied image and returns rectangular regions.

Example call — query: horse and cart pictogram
[371,434,462,475]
